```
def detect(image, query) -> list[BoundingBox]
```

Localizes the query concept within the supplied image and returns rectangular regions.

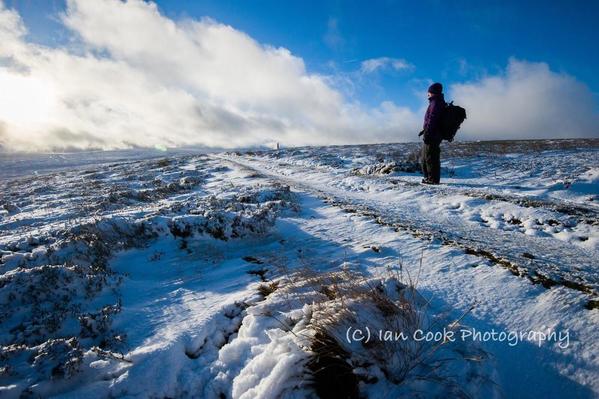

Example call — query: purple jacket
[423,93,445,144]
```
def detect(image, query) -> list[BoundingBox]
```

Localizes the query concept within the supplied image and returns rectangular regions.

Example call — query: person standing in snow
[419,82,445,184]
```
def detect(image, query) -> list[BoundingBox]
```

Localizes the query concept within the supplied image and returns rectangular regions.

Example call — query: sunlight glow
[0,71,57,128]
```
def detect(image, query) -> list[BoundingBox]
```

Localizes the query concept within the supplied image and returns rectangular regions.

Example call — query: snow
[1,139,598,398]
[0,147,220,180]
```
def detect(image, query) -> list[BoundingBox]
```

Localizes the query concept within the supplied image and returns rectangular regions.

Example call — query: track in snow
[219,154,599,309]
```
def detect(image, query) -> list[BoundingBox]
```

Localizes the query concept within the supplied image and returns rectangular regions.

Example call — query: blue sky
[0,0,597,151]
[11,0,599,109]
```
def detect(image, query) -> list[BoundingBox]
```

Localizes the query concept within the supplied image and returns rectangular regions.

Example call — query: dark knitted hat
[428,82,443,94]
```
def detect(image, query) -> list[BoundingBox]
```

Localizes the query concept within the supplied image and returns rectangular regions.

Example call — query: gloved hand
[418,129,425,137]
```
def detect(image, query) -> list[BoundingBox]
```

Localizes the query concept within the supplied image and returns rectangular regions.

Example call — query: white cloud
[450,58,599,140]
[360,57,413,74]
[0,0,422,151]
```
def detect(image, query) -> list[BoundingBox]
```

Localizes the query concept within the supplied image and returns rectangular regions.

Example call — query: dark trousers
[421,142,441,183]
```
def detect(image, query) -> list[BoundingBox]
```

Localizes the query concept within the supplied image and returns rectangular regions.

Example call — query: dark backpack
[441,101,466,142]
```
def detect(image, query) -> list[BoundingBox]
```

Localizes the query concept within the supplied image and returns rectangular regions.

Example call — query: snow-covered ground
[0,146,222,180]
[1,139,598,398]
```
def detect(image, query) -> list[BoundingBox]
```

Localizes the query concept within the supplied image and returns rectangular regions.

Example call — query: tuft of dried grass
[257,281,279,297]
[267,257,484,397]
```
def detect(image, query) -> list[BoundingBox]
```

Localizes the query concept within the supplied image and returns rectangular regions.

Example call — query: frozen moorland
[1,139,598,398]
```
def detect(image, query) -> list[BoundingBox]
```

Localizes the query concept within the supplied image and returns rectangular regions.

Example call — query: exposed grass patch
[257,281,279,297]
[261,265,493,397]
